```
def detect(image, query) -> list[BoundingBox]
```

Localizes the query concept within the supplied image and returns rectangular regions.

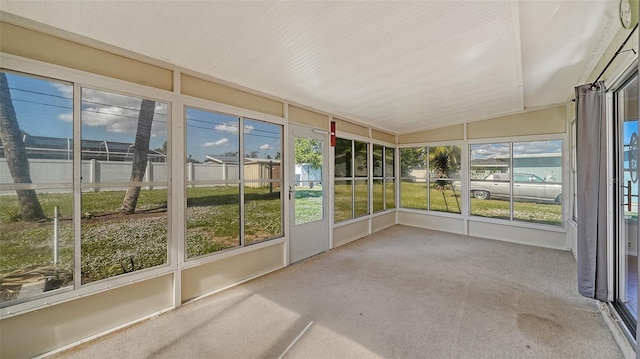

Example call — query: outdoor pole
[269,161,273,193]
[53,206,59,265]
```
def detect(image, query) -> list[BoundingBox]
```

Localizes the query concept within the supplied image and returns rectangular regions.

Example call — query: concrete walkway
[53,225,624,358]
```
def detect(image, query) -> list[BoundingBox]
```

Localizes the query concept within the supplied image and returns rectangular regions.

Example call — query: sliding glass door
[615,72,638,335]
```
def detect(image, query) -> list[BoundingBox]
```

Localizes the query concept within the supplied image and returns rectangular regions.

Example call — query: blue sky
[7,73,167,150]
[624,121,637,145]
[6,73,73,140]
[186,108,281,163]
[6,73,281,161]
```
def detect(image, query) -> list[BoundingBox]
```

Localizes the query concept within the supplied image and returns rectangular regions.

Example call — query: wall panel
[333,220,369,247]
[372,129,395,143]
[467,106,566,139]
[468,220,568,250]
[0,275,173,359]
[0,22,173,91]
[372,212,396,232]
[181,74,283,117]
[334,118,370,137]
[181,243,285,302]
[398,124,464,143]
[288,105,329,129]
[397,211,465,234]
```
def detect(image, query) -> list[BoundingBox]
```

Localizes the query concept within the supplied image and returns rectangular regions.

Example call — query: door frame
[611,69,640,337]
[288,122,331,264]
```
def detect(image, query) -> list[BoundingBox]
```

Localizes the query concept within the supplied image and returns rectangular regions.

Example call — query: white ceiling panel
[0,0,623,133]
[519,0,619,108]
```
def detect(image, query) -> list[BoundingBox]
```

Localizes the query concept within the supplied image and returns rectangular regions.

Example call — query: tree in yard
[0,73,46,221]
[120,99,155,215]
[295,137,322,168]
[154,140,167,155]
[245,150,259,159]
[400,147,427,177]
[430,146,460,211]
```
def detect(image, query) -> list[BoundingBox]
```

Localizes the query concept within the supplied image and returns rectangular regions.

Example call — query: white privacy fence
[188,162,239,182]
[1,159,280,194]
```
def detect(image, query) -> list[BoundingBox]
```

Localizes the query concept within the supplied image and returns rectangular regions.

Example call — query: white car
[453,173,562,204]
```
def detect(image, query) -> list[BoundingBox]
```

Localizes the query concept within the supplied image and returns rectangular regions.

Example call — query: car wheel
[472,190,490,200]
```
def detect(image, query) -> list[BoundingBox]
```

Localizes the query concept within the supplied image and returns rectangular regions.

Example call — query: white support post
[145,160,153,190]
[188,162,195,187]
[90,159,99,192]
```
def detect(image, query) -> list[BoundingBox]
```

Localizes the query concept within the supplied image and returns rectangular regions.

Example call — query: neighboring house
[471,153,561,181]
[408,169,428,182]
[204,154,245,165]
[295,163,322,187]
[203,155,281,186]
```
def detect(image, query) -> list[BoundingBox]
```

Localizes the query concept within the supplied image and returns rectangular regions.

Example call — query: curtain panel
[575,81,608,301]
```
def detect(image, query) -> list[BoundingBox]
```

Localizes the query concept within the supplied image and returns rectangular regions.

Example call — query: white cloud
[52,83,73,123]
[215,123,239,134]
[260,143,272,150]
[58,113,72,122]
[202,138,229,147]
[79,88,168,138]
[52,82,73,98]
[214,122,254,134]
[470,143,509,160]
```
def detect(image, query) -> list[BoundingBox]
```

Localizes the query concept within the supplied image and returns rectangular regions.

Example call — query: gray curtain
[575,80,608,301]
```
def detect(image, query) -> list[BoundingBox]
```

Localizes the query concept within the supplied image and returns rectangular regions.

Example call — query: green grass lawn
[470,199,561,225]
[334,180,370,222]
[334,181,353,222]
[294,187,323,224]
[400,181,461,213]
[0,185,284,297]
[0,180,561,302]
[513,201,562,225]
[400,180,561,225]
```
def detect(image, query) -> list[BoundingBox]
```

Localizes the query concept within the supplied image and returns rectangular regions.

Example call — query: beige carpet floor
[53,225,623,358]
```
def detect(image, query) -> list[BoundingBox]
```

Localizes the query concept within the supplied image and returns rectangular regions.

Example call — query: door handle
[289,185,295,200]
[624,180,632,212]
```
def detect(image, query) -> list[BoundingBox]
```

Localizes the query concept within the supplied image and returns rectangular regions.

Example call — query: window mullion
[239,117,246,247]
[510,142,514,222]
[426,147,430,211]
[351,140,355,219]
[73,83,82,289]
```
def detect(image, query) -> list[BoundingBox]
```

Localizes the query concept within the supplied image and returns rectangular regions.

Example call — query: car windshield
[514,174,545,182]
[483,173,508,181]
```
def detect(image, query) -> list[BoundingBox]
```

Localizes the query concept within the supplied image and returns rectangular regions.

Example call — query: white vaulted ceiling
[0,1,622,133]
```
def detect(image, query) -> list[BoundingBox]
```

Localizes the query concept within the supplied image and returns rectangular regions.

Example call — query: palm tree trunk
[440,187,449,211]
[120,99,155,215]
[0,73,45,221]
[450,182,460,211]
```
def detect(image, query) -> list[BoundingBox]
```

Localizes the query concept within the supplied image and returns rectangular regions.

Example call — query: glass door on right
[616,72,638,333]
